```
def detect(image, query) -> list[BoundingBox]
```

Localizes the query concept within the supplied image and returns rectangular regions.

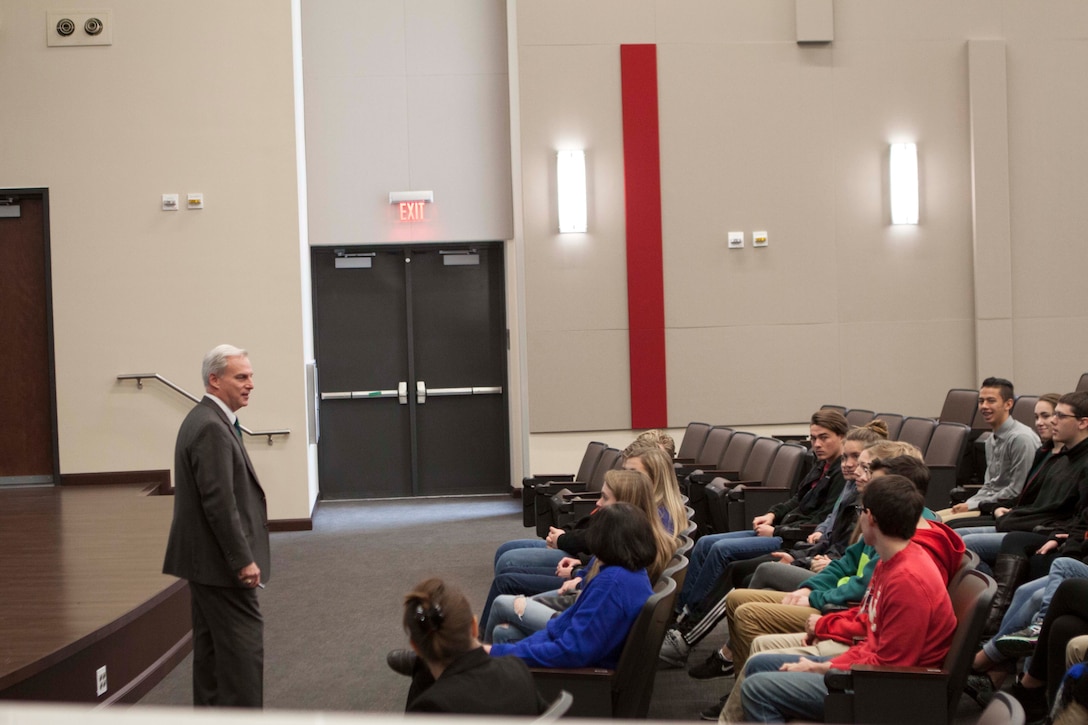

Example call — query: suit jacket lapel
[202,398,262,485]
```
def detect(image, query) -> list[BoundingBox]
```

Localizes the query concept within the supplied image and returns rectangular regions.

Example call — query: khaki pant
[720,633,849,723]
[933,508,981,523]
[725,588,819,669]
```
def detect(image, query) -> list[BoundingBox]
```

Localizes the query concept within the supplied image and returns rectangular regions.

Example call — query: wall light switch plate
[187,193,204,210]
[162,194,179,211]
[728,231,744,249]
[753,230,768,247]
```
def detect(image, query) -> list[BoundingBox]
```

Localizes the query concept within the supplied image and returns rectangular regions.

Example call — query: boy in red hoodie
[730,475,957,723]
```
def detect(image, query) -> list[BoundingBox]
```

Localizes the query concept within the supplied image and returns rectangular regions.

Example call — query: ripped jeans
[485,590,563,643]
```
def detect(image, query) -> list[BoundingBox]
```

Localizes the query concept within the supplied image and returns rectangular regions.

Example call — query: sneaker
[964,672,996,708]
[688,650,736,679]
[658,628,691,667]
[700,695,727,721]
[994,623,1042,659]
[386,648,418,676]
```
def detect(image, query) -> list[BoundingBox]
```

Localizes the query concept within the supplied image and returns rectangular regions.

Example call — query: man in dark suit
[163,344,270,707]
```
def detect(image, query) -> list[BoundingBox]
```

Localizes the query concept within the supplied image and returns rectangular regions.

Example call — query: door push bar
[319,383,501,406]
[417,381,502,404]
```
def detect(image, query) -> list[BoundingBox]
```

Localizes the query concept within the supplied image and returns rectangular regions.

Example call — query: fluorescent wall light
[890,142,919,225]
[557,150,587,233]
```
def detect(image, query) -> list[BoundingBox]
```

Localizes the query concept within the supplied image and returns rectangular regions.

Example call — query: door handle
[415,381,503,403]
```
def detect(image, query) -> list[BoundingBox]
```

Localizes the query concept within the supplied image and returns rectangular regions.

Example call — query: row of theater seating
[671,414,971,532]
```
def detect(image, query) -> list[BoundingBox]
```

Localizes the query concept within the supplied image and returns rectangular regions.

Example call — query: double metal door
[312,244,509,498]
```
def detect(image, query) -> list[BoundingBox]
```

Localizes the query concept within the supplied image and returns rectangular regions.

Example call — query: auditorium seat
[674,422,713,464]
[723,442,811,532]
[701,437,782,533]
[873,412,904,439]
[896,416,937,455]
[923,422,971,510]
[521,441,607,526]
[844,408,875,427]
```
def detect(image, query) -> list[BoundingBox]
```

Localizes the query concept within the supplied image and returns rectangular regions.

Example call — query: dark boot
[984,553,1029,637]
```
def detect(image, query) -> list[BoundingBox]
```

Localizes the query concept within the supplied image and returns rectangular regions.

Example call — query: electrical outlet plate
[47,10,113,47]
[187,193,204,210]
[727,231,744,249]
[753,230,768,247]
[162,194,179,211]
[95,666,107,697]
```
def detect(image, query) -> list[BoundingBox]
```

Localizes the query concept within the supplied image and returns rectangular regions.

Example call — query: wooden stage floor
[0,484,191,704]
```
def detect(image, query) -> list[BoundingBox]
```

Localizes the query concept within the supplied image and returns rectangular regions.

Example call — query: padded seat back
[845,409,875,427]
[939,388,979,425]
[696,427,734,468]
[896,416,937,455]
[574,441,608,483]
[611,576,678,717]
[676,422,712,460]
[717,431,757,476]
[738,437,782,483]
[873,413,904,440]
[941,570,997,718]
[925,422,969,467]
[1078,373,1088,393]
[1011,395,1039,430]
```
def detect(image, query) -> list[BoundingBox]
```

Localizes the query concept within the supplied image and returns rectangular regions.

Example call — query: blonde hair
[626,429,677,458]
[624,446,688,538]
[596,469,677,583]
[864,440,922,461]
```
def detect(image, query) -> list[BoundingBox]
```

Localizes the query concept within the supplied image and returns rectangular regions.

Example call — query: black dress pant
[189,581,264,708]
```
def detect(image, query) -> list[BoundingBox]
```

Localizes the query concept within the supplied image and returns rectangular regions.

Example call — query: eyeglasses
[852,504,869,514]
[1052,411,1085,421]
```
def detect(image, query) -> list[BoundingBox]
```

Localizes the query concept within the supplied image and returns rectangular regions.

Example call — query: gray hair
[202,344,248,387]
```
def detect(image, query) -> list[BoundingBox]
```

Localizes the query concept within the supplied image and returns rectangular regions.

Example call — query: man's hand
[780,657,832,674]
[546,526,565,549]
[810,555,832,573]
[807,531,824,545]
[556,557,580,578]
[781,588,811,608]
[238,562,261,588]
[993,507,1011,519]
[755,524,776,537]
[769,551,794,565]
[803,613,821,644]
[752,513,775,529]
[951,502,969,514]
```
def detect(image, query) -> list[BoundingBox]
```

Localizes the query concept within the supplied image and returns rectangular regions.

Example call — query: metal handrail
[117,373,290,445]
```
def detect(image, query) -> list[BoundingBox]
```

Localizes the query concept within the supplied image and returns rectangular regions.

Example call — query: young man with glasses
[727,475,958,723]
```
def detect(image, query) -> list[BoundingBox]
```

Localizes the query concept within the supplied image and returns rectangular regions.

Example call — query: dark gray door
[312,243,509,499]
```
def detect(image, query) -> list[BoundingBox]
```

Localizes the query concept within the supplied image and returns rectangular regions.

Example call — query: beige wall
[517,0,1088,432]
[0,0,313,519]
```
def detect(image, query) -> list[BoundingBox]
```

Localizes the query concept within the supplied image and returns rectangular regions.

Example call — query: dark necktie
[233,418,243,439]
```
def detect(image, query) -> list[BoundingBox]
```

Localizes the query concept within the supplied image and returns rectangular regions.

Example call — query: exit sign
[389,190,434,222]
[398,201,426,221]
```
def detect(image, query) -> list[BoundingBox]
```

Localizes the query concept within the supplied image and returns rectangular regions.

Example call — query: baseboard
[269,518,312,532]
[60,470,172,496]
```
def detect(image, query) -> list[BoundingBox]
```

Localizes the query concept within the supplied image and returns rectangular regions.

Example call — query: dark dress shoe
[386,648,419,676]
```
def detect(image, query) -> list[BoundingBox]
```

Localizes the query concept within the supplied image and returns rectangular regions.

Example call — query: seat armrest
[524,474,575,486]
[534,481,589,497]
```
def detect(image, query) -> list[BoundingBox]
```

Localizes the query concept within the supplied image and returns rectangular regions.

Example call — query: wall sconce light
[557,149,587,233]
[889,142,919,225]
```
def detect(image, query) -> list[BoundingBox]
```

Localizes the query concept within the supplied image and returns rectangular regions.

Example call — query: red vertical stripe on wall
[621,44,668,429]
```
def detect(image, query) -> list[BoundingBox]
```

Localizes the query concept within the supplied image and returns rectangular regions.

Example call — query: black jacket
[407,648,545,715]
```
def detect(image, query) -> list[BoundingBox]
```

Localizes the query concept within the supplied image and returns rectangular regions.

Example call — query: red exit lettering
[398,201,425,221]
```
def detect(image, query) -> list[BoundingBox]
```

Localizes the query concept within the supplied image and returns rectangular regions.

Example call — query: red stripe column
[620,44,668,429]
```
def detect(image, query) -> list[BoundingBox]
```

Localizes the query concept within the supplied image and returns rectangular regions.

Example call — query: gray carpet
[138,496,985,721]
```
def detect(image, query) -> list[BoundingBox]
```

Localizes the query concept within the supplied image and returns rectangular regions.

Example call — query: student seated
[937,376,1040,522]
[484,502,656,669]
[480,445,685,625]
[671,410,848,632]
[484,469,676,642]
[397,578,545,715]
[724,475,957,723]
